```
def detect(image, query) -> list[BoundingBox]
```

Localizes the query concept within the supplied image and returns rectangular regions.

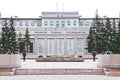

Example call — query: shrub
[78,55,83,58]
[38,55,43,58]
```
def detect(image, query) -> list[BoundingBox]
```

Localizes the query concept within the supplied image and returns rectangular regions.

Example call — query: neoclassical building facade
[0,12,119,56]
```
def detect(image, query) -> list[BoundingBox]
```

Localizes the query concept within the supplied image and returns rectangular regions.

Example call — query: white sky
[0,0,120,18]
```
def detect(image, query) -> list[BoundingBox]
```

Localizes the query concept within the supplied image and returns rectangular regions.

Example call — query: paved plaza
[0,59,120,80]
[20,59,98,69]
[0,75,120,80]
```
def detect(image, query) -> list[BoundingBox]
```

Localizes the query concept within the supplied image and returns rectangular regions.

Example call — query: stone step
[0,68,15,76]
[104,68,120,76]
[15,68,104,75]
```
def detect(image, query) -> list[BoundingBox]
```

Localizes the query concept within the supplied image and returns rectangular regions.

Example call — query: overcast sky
[0,0,120,18]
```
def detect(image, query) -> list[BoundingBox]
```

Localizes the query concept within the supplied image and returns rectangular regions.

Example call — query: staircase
[15,68,104,75]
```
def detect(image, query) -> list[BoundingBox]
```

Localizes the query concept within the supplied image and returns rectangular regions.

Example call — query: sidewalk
[0,75,120,80]
[0,59,120,80]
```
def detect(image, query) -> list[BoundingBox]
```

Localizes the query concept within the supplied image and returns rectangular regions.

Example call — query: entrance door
[57,38,64,55]
[29,43,33,53]
[47,38,54,55]
[76,39,84,54]
[66,38,74,55]
[37,39,45,55]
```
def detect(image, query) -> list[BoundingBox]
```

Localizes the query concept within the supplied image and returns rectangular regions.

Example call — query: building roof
[42,11,79,18]
[42,11,79,14]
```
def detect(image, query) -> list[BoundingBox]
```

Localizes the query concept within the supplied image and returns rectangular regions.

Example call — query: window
[37,21,41,26]
[31,21,34,26]
[73,20,76,25]
[25,21,28,26]
[2,20,5,26]
[37,22,41,26]
[57,15,59,17]
[56,21,59,27]
[79,21,83,26]
[19,21,22,26]
[62,21,65,27]
[50,21,53,26]
[67,21,71,26]
[85,21,89,26]
[14,21,16,26]
[44,21,47,26]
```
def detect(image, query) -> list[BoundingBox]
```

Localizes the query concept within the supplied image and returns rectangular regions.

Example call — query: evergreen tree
[88,16,119,54]
[99,25,106,52]
[95,19,105,53]
[1,20,11,54]
[9,17,18,53]
[87,10,103,53]
[116,19,120,53]
[18,32,25,53]
[0,18,18,54]
[87,27,95,52]
[111,19,117,53]
[103,17,116,52]
[0,28,1,54]
[19,40,25,53]
[24,27,31,52]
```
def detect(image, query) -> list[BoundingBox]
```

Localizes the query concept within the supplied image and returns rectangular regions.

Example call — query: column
[54,36,57,55]
[74,36,77,56]
[44,35,47,57]
[83,37,86,54]
[64,36,67,55]
[34,35,38,54]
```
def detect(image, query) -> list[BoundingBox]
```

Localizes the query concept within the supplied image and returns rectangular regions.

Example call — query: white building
[0,12,119,56]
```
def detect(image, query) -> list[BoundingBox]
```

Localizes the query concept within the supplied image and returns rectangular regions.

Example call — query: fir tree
[9,17,18,53]
[116,19,120,53]
[0,17,18,54]
[0,27,1,54]
[1,20,10,54]
[103,17,116,52]
[87,27,95,52]
[87,10,103,53]
[19,40,25,53]
[18,32,26,53]
[111,19,117,53]
[24,27,31,52]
